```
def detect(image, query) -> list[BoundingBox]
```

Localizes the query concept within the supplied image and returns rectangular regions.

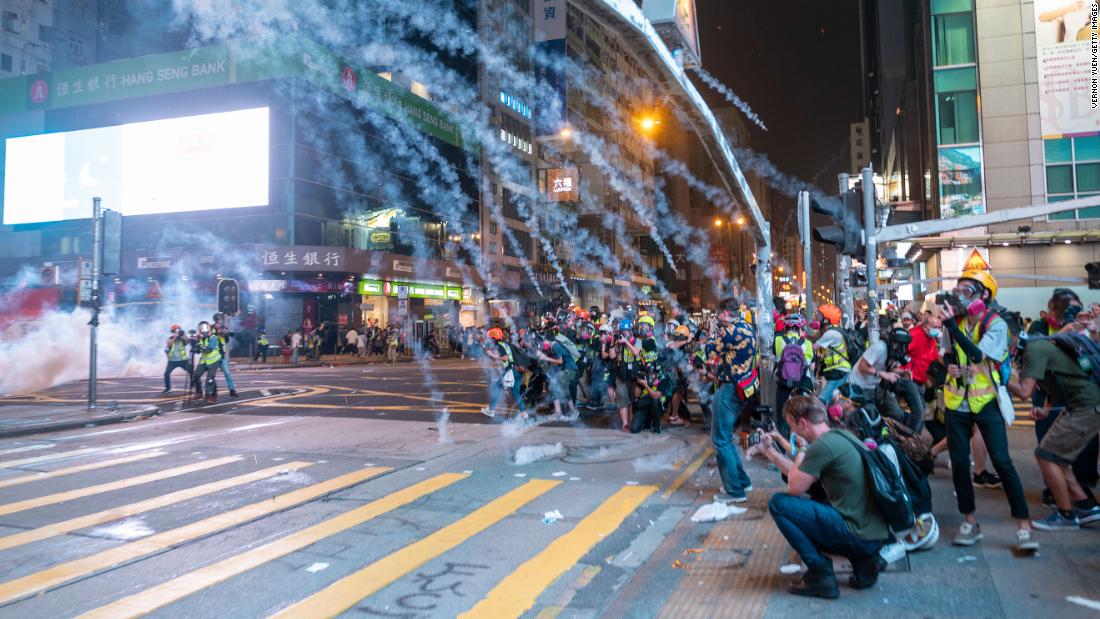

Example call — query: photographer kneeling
[760,396,892,599]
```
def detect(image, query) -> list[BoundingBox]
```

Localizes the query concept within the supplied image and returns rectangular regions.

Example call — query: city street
[0,359,1095,618]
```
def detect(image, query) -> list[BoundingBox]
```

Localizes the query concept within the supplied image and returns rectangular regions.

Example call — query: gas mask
[1063,304,1083,325]
[198,322,211,335]
[955,284,986,317]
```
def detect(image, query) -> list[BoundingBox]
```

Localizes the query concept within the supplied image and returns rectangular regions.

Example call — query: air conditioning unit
[40,265,60,286]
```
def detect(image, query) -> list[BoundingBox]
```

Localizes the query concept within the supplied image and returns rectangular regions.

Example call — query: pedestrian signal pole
[798,191,814,319]
[861,166,880,346]
[836,173,854,327]
[88,197,102,411]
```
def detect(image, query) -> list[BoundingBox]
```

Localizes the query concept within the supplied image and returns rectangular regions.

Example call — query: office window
[1047,136,1100,220]
[0,54,10,73]
[933,12,975,66]
[936,90,979,145]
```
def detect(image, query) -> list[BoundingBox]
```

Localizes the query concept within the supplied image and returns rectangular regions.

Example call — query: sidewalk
[611,423,1100,618]
[0,403,160,439]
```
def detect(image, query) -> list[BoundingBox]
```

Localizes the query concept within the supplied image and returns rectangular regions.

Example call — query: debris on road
[690,501,747,523]
[543,510,564,524]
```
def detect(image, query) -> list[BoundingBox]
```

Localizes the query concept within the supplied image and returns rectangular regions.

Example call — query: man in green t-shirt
[1008,295,1100,531]
[760,396,891,600]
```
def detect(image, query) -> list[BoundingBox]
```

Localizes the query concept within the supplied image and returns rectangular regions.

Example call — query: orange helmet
[487,327,505,341]
[170,324,181,332]
[818,304,841,327]
[575,309,590,321]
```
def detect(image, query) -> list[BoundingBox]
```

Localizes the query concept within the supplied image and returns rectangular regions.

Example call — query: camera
[935,290,966,316]
[749,404,775,433]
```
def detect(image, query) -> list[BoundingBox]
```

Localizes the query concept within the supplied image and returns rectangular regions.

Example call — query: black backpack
[836,430,915,533]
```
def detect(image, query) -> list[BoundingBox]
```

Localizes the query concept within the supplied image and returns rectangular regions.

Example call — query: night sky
[696,1,863,187]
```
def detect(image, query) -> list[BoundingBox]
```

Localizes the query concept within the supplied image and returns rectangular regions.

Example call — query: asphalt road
[0,359,1097,618]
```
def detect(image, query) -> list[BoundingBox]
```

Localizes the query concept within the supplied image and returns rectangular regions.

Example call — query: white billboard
[3,107,269,225]
[1033,0,1099,138]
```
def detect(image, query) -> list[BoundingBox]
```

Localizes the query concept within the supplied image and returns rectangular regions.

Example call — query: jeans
[163,360,192,390]
[488,369,524,412]
[768,493,885,573]
[818,373,849,405]
[775,377,814,437]
[291,347,299,364]
[712,383,751,495]
[890,377,925,433]
[630,394,662,433]
[946,401,1030,519]
[219,356,236,392]
[193,362,220,397]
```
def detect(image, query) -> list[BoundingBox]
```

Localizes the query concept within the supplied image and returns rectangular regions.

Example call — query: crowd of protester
[472,269,1100,599]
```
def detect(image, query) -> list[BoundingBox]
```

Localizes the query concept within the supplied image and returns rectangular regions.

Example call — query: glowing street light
[714,218,723,228]
[559,126,573,139]
[735,216,746,226]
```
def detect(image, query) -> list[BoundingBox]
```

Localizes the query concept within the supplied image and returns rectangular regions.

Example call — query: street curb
[0,404,162,439]
[231,356,460,371]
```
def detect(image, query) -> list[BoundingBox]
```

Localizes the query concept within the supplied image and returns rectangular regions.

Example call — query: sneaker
[1074,505,1100,525]
[849,554,886,590]
[480,407,495,418]
[880,540,908,562]
[788,570,839,600]
[229,390,239,397]
[714,491,748,504]
[952,522,983,546]
[161,388,170,394]
[743,484,754,492]
[973,471,1002,488]
[1016,529,1039,552]
[1031,510,1080,531]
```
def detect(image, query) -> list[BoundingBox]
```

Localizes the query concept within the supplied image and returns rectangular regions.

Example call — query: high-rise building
[863,0,1100,314]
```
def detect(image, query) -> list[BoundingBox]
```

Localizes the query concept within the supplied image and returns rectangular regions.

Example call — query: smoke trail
[689,66,767,131]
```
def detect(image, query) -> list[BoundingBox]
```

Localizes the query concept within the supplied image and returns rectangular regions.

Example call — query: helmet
[818,304,841,327]
[170,323,181,332]
[599,323,613,333]
[258,328,266,334]
[212,312,226,323]
[198,321,211,334]
[959,269,998,299]
[575,309,590,321]
[618,318,634,332]
[784,314,807,330]
[637,315,656,328]
[674,324,691,338]
[487,327,504,341]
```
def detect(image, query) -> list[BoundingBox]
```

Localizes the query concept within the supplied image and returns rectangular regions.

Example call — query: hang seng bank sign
[256,245,347,271]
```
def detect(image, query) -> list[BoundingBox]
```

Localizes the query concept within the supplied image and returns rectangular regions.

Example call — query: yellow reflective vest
[199,334,223,365]
[819,329,852,374]
[944,316,1003,413]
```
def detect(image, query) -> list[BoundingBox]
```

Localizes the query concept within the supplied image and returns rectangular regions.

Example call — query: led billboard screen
[3,107,269,225]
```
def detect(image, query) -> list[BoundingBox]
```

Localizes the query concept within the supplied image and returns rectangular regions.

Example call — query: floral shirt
[706,318,757,384]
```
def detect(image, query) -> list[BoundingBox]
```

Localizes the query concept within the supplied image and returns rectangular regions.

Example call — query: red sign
[341,67,357,92]
[29,80,48,104]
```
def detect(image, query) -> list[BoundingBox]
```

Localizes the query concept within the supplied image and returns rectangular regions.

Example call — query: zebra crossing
[0,440,660,618]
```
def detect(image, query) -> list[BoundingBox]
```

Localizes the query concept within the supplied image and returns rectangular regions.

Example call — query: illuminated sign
[546,168,579,202]
[3,107,269,225]
[499,92,532,119]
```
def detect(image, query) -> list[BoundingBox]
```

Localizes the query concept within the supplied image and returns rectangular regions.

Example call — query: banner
[535,0,567,136]
[1033,0,1100,138]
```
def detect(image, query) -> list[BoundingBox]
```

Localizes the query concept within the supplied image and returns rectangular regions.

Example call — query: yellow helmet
[959,269,997,300]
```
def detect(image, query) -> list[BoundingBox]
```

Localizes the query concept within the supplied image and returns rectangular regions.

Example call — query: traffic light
[217,278,240,315]
[1087,262,1100,290]
[811,190,863,257]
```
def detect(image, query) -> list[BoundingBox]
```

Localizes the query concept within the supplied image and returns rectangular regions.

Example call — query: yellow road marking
[0,461,314,552]
[662,447,713,500]
[271,479,561,619]
[0,447,103,469]
[0,466,389,606]
[0,455,243,517]
[241,401,483,414]
[0,445,51,456]
[0,451,166,490]
[459,485,655,619]
[79,473,467,619]
[316,385,476,409]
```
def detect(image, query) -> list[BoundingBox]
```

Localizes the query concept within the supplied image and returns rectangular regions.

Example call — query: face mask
[966,298,986,317]
[928,328,942,338]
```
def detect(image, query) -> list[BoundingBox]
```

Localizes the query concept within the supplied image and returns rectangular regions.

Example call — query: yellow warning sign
[964,248,991,272]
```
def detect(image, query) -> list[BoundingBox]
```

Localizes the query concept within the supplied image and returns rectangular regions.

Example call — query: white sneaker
[1016,529,1039,552]
[879,541,906,563]
[480,407,495,418]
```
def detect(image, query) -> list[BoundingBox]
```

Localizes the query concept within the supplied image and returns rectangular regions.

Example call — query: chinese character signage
[546,167,580,202]
[535,0,567,136]
[257,245,346,271]
[1033,0,1100,138]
